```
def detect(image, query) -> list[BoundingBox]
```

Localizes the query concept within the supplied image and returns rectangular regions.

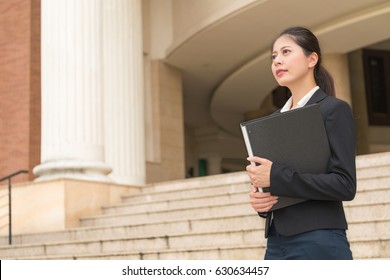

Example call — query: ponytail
[315,65,335,97]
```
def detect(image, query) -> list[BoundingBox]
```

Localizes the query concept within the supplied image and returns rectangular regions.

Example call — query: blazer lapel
[273,88,328,115]
[305,88,328,106]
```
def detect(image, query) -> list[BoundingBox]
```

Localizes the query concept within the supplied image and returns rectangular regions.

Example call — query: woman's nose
[273,56,282,66]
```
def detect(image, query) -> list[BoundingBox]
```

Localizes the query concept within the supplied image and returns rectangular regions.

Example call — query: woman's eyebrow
[272,45,292,53]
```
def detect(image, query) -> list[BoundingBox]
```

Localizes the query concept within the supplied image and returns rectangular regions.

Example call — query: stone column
[194,126,222,176]
[103,0,146,185]
[206,155,223,175]
[34,0,112,182]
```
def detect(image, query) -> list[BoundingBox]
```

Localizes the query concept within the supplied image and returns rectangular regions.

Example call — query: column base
[0,179,140,236]
[33,160,113,183]
[108,174,145,186]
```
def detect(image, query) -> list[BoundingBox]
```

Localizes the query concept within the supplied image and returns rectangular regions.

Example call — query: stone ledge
[0,179,140,235]
[356,151,390,169]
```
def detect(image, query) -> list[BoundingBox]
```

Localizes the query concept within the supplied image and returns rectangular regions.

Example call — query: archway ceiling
[165,0,390,136]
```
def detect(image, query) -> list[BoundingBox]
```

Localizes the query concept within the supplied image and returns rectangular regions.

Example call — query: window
[363,49,390,125]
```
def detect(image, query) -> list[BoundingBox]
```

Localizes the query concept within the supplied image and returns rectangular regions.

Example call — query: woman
[246,27,356,260]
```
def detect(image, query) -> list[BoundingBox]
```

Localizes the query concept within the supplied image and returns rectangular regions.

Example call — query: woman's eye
[283,49,291,55]
[271,54,277,60]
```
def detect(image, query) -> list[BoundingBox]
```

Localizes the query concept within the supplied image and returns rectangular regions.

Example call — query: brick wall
[0,0,41,183]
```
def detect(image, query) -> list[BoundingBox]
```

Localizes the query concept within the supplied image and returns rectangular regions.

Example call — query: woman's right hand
[249,185,278,213]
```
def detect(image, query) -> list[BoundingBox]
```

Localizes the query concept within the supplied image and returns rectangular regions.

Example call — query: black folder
[240,103,330,210]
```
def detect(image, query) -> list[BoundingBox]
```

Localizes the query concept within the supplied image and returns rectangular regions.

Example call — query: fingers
[250,198,277,212]
[247,156,271,166]
[246,156,273,188]
[249,191,278,213]
[247,169,271,188]
[247,157,275,212]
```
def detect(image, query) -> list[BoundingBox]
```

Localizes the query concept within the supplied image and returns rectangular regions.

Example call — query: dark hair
[275,27,335,97]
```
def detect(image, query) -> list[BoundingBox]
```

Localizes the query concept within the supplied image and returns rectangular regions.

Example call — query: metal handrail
[0,170,28,245]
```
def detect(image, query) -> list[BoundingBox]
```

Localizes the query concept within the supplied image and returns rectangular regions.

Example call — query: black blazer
[263,88,356,237]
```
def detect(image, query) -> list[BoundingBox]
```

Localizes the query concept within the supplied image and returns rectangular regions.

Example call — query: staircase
[0,152,390,260]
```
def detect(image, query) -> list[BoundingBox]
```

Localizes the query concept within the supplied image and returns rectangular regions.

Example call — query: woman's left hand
[246,156,273,189]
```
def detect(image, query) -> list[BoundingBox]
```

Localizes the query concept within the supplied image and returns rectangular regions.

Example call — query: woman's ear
[308,52,319,68]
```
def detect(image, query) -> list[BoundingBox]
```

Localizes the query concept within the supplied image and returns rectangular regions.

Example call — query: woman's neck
[288,80,317,109]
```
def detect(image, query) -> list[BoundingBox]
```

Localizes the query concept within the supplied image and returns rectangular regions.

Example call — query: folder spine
[241,123,263,193]
[240,124,255,166]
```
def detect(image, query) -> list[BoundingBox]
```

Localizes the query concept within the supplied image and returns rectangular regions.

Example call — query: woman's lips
[276,69,287,77]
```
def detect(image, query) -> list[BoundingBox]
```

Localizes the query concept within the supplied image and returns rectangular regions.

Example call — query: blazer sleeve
[269,99,356,201]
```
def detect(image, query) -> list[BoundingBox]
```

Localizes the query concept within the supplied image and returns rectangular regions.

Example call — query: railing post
[8,178,12,245]
[0,170,28,246]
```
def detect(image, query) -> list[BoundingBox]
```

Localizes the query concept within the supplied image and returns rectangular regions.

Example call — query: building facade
[1,0,390,186]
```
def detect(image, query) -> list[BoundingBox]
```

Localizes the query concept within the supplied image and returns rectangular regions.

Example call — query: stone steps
[1,214,262,246]
[0,198,389,260]
[3,176,388,246]
[80,197,390,228]
[1,227,389,260]
[105,186,249,215]
[0,152,389,259]
[8,238,390,260]
[4,244,266,260]
[124,170,390,203]
[1,201,389,247]
[2,174,388,247]
[100,189,389,220]
[0,228,265,259]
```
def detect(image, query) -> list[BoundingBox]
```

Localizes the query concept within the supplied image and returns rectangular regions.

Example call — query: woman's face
[271,35,316,88]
